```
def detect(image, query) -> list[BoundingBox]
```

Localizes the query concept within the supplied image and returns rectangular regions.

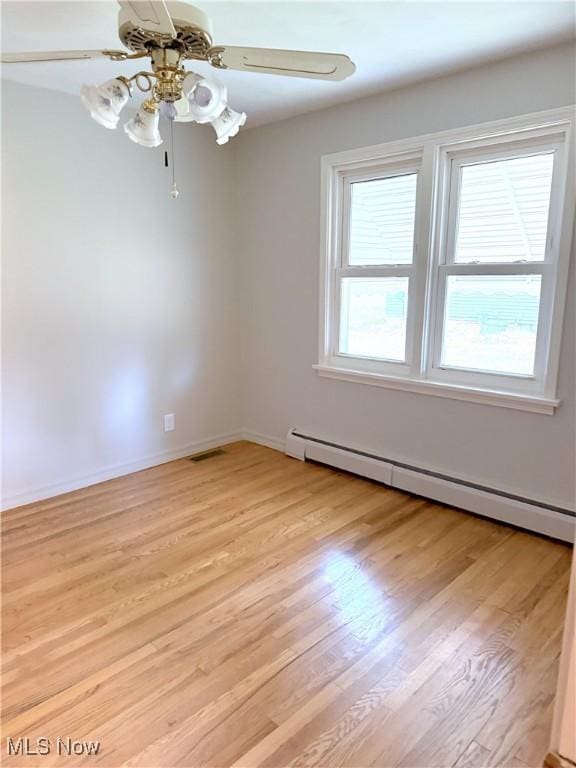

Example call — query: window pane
[440,275,541,375]
[349,174,417,265]
[454,153,554,263]
[339,277,409,361]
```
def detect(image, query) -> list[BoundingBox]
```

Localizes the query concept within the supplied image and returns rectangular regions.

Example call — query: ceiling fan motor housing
[150,48,185,101]
[118,1,213,60]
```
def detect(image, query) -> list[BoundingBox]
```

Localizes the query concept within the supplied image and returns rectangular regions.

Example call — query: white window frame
[335,153,422,377]
[316,107,575,415]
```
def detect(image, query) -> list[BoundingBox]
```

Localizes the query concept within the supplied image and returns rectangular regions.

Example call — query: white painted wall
[234,42,576,509]
[2,43,574,512]
[1,80,241,507]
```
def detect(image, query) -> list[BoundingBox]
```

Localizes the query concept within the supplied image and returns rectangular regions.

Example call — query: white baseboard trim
[1,431,244,511]
[241,429,286,453]
[6,426,572,544]
[287,428,575,543]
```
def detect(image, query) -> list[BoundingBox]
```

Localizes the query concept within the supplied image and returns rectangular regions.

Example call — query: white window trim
[316,106,575,415]
[336,155,422,377]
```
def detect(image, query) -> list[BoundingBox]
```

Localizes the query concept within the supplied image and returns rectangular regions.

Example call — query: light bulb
[160,101,178,121]
[171,182,179,199]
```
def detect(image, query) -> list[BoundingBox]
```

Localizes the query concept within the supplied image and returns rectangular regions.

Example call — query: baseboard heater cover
[285,429,575,544]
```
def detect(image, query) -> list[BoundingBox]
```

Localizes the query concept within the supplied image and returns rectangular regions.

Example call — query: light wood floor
[2,441,572,768]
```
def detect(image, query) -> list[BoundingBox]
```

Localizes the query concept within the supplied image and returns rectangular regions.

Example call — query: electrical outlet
[163,413,175,432]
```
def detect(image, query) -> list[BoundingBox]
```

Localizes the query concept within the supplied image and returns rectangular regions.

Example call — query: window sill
[313,364,560,415]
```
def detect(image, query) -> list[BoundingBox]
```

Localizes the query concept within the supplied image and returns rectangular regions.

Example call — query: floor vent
[188,448,226,463]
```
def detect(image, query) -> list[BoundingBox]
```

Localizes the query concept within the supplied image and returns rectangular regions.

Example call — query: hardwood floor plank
[452,740,491,767]
[1,441,570,768]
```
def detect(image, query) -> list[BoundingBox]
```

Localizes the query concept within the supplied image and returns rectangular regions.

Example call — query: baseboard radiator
[285,429,575,544]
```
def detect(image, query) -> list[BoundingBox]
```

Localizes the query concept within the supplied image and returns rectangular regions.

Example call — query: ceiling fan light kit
[124,99,163,147]
[212,107,248,145]
[80,50,236,152]
[185,77,228,123]
[80,77,132,130]
[2,0,355,195]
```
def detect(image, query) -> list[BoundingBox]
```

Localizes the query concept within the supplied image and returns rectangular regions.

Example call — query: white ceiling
[2,1,575,127]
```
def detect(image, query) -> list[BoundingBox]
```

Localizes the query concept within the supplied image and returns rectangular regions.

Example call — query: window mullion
[411,142,438,378]
[423,143,450,380]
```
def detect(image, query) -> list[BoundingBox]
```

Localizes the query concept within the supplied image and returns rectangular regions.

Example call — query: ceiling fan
[1,1,356,159]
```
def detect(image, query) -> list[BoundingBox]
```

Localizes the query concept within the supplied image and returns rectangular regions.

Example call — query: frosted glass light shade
[182,72,203,99]
[173,96,192,120]
[80,78,131,130]
[186,77,227,123]
[212,107,247,145]
[124,102,163,148]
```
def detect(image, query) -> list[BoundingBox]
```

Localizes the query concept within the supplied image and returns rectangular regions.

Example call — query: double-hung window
[338,158,420,373]
[317,108,574,414]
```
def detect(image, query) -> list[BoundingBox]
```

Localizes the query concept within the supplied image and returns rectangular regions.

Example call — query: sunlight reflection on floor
[322,552,395,642]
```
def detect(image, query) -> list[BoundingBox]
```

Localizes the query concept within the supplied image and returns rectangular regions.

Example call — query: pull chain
[169,118,178,199]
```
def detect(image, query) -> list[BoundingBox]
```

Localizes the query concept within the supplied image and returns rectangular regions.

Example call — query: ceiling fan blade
[1,50,114,63]
[210,46,356,81]
[118,0,176,38]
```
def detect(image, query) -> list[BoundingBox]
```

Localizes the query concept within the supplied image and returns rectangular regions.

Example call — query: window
[317,109,574,413]
[337,165,420,370]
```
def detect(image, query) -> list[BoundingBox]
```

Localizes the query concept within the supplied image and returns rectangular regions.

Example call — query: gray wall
[234,42,576,508]
[2,43,574,510]
[1,80,241,504]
